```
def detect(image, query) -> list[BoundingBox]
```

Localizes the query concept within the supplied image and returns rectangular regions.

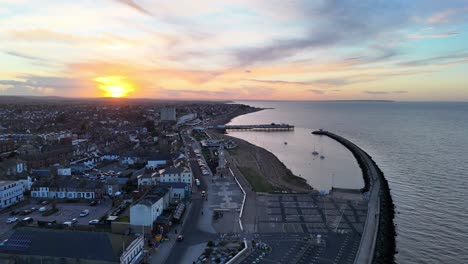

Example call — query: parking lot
[255,193,367,235]
[240,192,367,264]
[0,199,112,234]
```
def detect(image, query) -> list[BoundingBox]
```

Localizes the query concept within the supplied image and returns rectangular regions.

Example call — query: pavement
[224,150,258,234]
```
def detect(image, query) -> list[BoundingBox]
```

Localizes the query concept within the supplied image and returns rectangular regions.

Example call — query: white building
[18,176,33,191]
[160,107,176,121]
[137,172,159,187]
[120,235,144,264]
[159,167,192,187]
[177,113,197,125]
[57,168,71,176]
[30,180,103,200]
[0,181,24,209]
[130,195,164,229]
[146,153,172,169]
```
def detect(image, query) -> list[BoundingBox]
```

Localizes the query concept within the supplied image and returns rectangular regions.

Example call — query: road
[162,132,216,264]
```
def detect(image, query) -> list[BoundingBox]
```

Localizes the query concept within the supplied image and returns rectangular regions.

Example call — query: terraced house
[30,179,104,200]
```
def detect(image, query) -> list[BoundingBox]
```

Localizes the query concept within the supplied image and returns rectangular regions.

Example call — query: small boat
[312,145,319,155]
[284,142,288,145]
[320,155,325,159]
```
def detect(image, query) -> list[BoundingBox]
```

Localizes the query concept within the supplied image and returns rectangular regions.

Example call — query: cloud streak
[113,0,153,16]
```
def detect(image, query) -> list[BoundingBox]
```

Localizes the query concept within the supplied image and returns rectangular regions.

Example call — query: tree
[144,120,155,132]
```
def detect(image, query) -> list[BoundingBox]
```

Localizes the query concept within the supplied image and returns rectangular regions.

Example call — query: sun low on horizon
[94,76,135,98]
[0,1,468,101]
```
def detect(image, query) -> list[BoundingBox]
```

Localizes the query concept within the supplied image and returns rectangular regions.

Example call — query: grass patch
[42,208,59,216]
[202,149,211,160]
[238,166,278,193]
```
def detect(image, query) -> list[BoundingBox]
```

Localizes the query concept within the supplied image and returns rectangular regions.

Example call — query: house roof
[0,227,135,262]
[147,153,173,161]
[0,180,17,188]
[159,166,188,175]
[137,195,163,206]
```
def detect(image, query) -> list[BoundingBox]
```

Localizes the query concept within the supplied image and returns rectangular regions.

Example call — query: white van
[195,179,200,186]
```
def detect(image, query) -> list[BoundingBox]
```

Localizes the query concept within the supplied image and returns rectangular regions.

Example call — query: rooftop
[0,227,136,262]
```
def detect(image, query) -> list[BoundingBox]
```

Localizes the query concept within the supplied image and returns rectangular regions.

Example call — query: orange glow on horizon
[94,75,135,98]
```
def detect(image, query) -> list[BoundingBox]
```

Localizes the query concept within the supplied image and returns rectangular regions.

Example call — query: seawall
[312,130,396,264]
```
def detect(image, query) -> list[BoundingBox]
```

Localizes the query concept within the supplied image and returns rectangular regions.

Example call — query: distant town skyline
[1,0,468,101]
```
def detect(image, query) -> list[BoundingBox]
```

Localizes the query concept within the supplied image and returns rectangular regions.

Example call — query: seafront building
[0,180,24,209]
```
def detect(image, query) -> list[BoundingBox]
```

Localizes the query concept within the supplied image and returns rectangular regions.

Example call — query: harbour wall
[312,130,396,264]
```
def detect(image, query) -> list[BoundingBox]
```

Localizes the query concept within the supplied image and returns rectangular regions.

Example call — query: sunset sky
[1,0,467,101]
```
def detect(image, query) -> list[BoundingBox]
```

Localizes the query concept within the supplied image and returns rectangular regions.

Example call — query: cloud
[0,75,87,95]
[308,89,325,94]
[407,32,458,39]
[247,77,351,87]
[5,50,43,61]
[233,1,408,65]
[10,29,79,43]
[399,52,468,67]
[364,90,388,95]
[159,86,276,99]
[113,0,153,16]
[427,9,459,24]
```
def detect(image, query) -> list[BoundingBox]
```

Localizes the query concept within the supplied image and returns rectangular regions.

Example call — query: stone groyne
[312,130,396,264]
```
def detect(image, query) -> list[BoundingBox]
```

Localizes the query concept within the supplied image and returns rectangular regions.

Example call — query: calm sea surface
[228,101,468,264]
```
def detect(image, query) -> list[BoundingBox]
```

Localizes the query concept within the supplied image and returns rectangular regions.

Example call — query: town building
[0,181,24,209]
[146,153,173,169]
[161,182,190,200]
[0,227,144,264]
[30,179,104,200]
[130,195,164,229]
[159,166,192,187]
[0,159,26,178]
[177,113,197,125]
[137,172,159,187]
[160,107,176,121]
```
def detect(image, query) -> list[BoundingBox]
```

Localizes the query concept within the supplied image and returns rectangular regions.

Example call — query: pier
[216,123,294,132]
[312,130,396,264]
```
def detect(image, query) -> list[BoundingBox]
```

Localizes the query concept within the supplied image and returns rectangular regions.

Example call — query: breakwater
[312,130,396,264]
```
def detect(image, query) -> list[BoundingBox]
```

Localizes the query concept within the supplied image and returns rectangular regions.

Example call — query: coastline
[210,104,312,193]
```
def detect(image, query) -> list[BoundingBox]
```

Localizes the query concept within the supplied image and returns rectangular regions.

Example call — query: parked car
[71,218,78,224]
[0,239,8,247]
[21,210,32,215]
[30,207,37,212]
[195,179,200,186]
[177,235,184,242]
[6,217,18,224]
[88,219,99,225]
[9,210,18,216]
[79,210,89,217]
[89,200,97,206]
[39,207,47,212]
[21,217,33,224]
[201,191,206,197]
[41,201,49,205]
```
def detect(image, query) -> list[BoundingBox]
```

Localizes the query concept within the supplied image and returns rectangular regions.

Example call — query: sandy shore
[208,104,312,193]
